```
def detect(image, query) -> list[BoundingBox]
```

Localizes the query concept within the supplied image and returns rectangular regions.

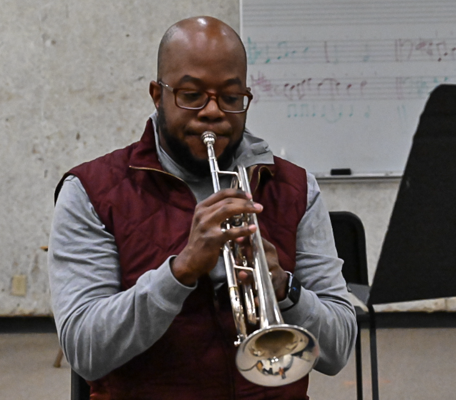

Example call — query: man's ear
[149,81,161,110]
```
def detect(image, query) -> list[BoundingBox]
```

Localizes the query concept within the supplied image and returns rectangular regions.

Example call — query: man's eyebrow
[177,75,243,87]
[178,75,201,85]
[224,77,243,87]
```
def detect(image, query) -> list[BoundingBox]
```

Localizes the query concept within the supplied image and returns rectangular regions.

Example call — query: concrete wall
[1,0,452,315]
[0,0,239,315]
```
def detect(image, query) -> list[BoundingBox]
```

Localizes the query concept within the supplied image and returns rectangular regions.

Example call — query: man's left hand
[236,237,289,302]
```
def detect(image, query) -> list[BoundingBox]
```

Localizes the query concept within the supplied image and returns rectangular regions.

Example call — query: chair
[329,211,379,400]
[71,370,90,400]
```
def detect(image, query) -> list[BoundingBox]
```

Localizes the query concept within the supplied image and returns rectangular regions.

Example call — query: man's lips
[185,131,231,149]
[186,130,228,138]
[185,131,230,158]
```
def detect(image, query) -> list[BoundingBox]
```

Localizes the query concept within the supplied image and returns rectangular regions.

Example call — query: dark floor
[0,316,455,400]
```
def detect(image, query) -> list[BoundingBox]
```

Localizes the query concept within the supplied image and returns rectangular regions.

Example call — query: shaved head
[157,16,247,80]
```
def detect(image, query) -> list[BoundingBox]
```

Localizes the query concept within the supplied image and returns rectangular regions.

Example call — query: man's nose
[198,95,225,119]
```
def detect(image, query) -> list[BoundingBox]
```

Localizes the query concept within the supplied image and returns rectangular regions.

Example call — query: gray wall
[1,0,452,315]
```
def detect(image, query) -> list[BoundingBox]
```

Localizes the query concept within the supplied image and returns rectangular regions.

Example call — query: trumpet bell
[236,325,319,387]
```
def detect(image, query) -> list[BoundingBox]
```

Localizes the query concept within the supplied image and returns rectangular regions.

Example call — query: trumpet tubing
[201,131,320,387]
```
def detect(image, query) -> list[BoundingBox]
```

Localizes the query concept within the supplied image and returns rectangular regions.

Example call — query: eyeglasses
[159,81,253,114]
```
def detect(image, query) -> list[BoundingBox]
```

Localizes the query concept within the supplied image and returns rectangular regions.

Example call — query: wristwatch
[280,271,301,311]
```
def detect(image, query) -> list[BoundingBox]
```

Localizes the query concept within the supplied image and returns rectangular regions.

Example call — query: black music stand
[368,84,456,305]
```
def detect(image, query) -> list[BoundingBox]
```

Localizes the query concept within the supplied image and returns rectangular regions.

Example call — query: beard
[157,106,244,178]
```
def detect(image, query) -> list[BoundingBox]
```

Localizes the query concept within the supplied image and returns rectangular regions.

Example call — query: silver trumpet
[201,131,320,387]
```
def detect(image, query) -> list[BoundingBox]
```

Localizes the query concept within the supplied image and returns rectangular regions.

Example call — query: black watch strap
[280,271,301,311]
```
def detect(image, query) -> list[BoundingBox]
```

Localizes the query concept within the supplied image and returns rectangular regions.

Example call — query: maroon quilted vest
[60,119,310,399]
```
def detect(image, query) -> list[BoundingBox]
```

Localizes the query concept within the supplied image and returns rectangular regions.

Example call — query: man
[49,16,356,399]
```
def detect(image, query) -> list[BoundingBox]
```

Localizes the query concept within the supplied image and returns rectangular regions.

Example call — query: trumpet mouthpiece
[201,131,216,145]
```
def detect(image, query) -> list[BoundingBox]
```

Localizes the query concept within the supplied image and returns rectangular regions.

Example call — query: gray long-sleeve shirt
[48,115,356,381]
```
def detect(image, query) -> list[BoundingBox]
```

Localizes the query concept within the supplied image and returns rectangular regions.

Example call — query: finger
[210,199,263,224]
[237,270,254,285]
[192,196,261,232]
[261,236,276,254]
[234,235,252,247]
[200,188,252,207]
[221,224,257,243]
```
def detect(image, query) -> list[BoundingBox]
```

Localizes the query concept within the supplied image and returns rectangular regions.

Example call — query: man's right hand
[170,188,263,286]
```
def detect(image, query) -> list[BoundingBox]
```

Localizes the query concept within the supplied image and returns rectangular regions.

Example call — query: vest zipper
[128,165,198,203]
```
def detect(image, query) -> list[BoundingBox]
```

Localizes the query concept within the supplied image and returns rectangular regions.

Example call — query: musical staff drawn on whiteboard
[243,0,456,27]
[249,72,450,102]
[246,38,456,65]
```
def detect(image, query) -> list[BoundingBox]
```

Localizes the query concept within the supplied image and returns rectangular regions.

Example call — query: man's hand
[236,237,289,302]
[262,238,289,301]
[171,188,263,286]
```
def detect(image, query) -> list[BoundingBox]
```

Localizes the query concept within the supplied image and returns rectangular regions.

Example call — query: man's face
[150,29,248,176]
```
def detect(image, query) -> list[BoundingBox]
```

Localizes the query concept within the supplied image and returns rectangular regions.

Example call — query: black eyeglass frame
[158,81,253,114]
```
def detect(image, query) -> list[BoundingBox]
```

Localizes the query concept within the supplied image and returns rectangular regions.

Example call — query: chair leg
[71,369,91,400]
[53,348,64,368]
[355,321,363,400]
[71,369,81,400]
[368,306,379,400]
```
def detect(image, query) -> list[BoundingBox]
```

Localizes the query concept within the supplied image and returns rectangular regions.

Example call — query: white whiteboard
[241,0,456,177]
